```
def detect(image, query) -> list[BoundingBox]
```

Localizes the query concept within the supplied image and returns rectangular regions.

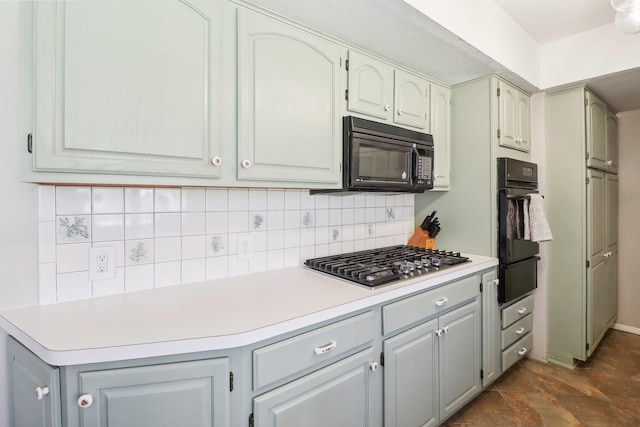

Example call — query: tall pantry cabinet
[546,87,619,368]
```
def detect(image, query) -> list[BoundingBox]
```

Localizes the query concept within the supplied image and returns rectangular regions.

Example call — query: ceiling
[252,0,640,112]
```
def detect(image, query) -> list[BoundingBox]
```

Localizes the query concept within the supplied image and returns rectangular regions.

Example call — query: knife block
[407,227,436,249]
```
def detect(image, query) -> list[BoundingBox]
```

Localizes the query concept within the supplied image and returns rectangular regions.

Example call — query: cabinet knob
[435,328,444,337]
[515,327,525,335]
[434,297,449,307]
[35,386,50,401]
[443,326,449,334]
[517,347,528,356]
[397,108,404,116]
[211,156,222,166]
[517,307,527,315]
[606,160,612,166]
[384,104,391,112]
[369,361,379,371]
[493,278,500,286]
[78,394,94,408]
[241,159,252,169]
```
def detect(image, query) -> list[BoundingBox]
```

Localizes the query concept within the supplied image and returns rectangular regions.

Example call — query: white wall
[616,109,640,333]
[0,2,39,425]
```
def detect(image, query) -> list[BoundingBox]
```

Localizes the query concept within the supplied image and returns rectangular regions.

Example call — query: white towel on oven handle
[528,194,553,242]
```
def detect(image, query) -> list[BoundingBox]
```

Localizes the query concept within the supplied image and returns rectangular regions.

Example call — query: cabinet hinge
[497,87,501,97]
[586,342,590,351]
[585,97,589,107]
[497,129,501,139]
[586,151,590,160]
[380,351,385,367]
[229,371,234,392]
[345,59,349,71]
[345,89,349,101]
[586,260,590,268]
[480,369,484,380]
[27,133,33,153]
[480,282,483,292]
[249,413,254,427]
[586,176,590,185]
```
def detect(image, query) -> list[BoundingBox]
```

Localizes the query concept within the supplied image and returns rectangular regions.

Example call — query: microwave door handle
[411,148,419,184]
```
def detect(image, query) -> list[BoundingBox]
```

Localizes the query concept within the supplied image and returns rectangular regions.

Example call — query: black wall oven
[497,158,540,304]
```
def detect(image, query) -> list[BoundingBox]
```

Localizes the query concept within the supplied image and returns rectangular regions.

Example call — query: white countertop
[0,255,497,366]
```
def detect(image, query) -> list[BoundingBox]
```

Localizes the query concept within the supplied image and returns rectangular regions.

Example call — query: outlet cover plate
[237,234,253,260]
[89,246,116,281]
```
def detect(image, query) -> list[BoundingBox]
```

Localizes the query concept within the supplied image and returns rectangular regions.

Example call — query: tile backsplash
[38,186,415,304]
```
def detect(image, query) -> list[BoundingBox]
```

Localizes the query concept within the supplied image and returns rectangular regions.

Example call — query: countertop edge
[1,257,498,366]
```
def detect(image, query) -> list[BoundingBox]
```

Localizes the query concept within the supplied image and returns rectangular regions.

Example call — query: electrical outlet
[89,246,116,281]
[237,234,253,260]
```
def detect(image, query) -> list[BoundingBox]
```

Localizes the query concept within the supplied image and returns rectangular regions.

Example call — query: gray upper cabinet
[8,338,61,427]
[347,50,394,121]
[605,109,619,173]
[72,358,230,427]
[497,81,531,152]
[347,51,430,131]
[236,7,344,185]
[33,0,223,178]
[586,91,608,171]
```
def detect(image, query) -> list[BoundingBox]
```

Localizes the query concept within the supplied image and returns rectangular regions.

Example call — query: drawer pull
[369,361,379,371]
[517,347,528,356]
[313,340,337,355]
[517,307,527,315]
[516,327,525,335]
[35,386,50,400]
[435,297,449,307]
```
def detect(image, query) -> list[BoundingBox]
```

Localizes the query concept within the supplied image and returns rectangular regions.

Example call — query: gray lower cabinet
[500,295,534,371]
[8,337,62,427]
[253,348,376,427]
[383,274,483,426]
[71,358,230,427]
[481,269,501,387]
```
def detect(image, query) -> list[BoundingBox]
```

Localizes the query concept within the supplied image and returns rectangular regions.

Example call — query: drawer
[383,274,480,336]
[501,313,533,350]
[253,311,374,391]
[502,332,533,371]
[501,294,534,328]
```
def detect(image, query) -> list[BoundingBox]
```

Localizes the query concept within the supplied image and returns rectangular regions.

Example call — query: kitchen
[2,0,640,426]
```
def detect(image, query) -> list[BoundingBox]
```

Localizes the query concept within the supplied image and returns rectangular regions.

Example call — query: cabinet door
[587,169,607,356]
[438,300,481,421]
[383,319,438,427]
[516,91,531,152]
[497,81,517,149]
[481,269,501,387]
[8,338,61,427]
[430,83,450,190]
[77,358,229,427]
[253,348,376,427]
[605,110,619,173]
[33,0,222,178]
[394,69,430,130]
[237,7,344,184]
[347,50,394,121]
[605,173,619,325]
[586,91,608,171]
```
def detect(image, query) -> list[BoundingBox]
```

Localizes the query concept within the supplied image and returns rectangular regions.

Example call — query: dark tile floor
[443,329,640,427]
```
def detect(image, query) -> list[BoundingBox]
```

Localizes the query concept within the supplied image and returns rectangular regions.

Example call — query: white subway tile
[38,222,56,263]
[228,258,249,276]
[249,211,267,231]
[227,232,239,255]
[284,229,300,248]
[38,185,55,221]
[267,230,285,250]
[92,214,124,242]
[267,250,284,270]
[329,209,341,226]
[57,271,92,302]
[182,258,205,284]
[248,189,267,210]
[38,263,57,305]
[329,242,342,255]
[125,264,154,292]
[92,187,124,214]
[155,213,181,237]
[354,194,366,208]
[315,194,329,209]
[182,188,205,212]
[316,227,329,245]
[182,235,205,260]
[300,245,315,261]
[182,212,205,236]
[316,244,329,257]
[284,210,299,230]
[375,207,386,222]
[155,188,181,212]
[365,194,376,208]
[342,224,355,241]
[330,227,342,243]
[155,261,181,287]
[267,210,284,230]
[301,210,314,228]
[329,196,342,209]
[315,209,329,227]
[229,188,249,211]
[155,237,181,262]
[206,212,228,234]
[206,188,228,212]
[57,215,91,243]
[300,191,315,210]
[267,189,285,210]
[251,231,267,252]
[56,187,91,215]
[249,251,267,273]
[284,190,301,210]
[206,256,228,280]
[228,211,249,233]
[342,195,355,209]
[342,240,355,254]
[300,228,315,246]
[125,188,154,213]
[376,195,386,208]
[125,239,154,265]
[342,208,354,225]
[354,208,365,224]
[125,213,154,239]
[56,243,90,273]
[206,234,228,257]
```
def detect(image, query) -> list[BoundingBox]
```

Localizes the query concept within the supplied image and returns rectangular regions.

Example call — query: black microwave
[339,116,435,193]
